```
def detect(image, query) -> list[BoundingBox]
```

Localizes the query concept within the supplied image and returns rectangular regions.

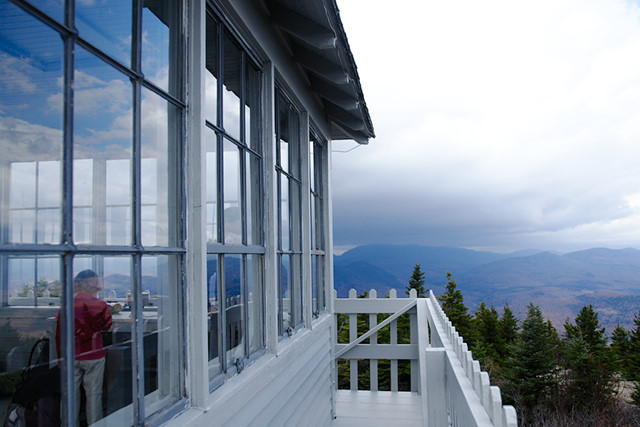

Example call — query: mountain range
[333,245,640,333]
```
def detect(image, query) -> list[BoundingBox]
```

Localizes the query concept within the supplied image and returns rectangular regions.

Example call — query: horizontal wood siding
[182,315,333,427]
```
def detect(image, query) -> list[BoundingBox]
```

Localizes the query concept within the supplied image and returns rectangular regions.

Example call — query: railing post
[409,290,418,392]
[349,289,357,391]
[369,289,378,392]
[389,289,398,392]
[425,347,447,426]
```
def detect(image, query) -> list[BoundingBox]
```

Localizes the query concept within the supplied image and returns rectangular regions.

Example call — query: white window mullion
[185,0,209,408]
[262,62,279,353]
[299,113,312,328]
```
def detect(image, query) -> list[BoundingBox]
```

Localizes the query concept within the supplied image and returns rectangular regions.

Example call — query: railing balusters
[334,288,517,426]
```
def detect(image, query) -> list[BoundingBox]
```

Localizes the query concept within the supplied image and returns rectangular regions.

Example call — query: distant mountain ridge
[333,245,640,333]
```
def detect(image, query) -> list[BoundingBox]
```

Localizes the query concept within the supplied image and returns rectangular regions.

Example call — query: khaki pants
[75,357,105,425]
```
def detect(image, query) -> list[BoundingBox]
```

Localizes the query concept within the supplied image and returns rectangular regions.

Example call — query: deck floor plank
[332,390,423,426]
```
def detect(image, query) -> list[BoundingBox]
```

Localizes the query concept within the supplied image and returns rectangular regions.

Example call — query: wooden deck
[332,390,423,426]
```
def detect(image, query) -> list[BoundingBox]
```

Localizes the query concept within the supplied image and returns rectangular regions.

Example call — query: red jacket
[56,292,113,360]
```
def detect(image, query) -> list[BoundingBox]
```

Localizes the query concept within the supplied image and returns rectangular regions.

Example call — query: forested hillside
[334,245,640,332]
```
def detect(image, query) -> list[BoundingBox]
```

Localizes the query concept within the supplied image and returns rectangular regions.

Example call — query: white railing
[334,289,517,427]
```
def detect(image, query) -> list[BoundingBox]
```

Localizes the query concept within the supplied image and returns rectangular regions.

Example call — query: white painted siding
[166,315,333,426]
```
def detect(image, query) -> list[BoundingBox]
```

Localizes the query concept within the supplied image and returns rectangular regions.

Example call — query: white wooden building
[0,0,516,425]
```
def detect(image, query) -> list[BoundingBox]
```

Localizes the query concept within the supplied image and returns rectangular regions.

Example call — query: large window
[0,1,184,425]
[205,10,264,383]
[275,89,303,335]
[310,131,327,317]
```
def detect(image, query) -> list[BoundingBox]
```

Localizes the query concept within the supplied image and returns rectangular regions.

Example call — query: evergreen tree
[563,305,616,409]
[610,323,630,375]
[471,302,505,380]
[504,303,558,417]
[473,302,504,362]
[627,312,640,406]
[405,263,427,297]
[438,272,473,345]
[498,304,519,358]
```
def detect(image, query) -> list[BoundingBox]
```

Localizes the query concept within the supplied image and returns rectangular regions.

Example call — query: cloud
[333,0,640,252]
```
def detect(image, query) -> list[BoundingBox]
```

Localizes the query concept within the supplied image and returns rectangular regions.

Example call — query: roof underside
[264,0,375,144]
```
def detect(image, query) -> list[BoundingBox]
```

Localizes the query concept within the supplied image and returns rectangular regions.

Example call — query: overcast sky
[331,0,640,254]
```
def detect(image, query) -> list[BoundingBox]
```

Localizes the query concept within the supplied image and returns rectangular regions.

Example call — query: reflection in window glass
[142,255,181,413]
[1,256,62,422]
[142,3,171,93]
[275,89,303,335]
[205,11,264,385]
[223,31,241,141]
[207,255,220,373]
[73,257,134,424]
[1,4,64,245]
[74,159,94,244]
[106,160,131,245]
[247,255,264,354]
[205,13,219,126]
[223,141,241,244]
[1,1,185,423]
[246,152,261,246]
[280,254,291,333]
[142,88,179,247]
[24,0,64,22]
[225,255,243,369]
[205,132,218,243]
[74,46,133,247]
[291,254,302,328]
[7,256,59,306]
[310,134,327,315]
[280,177,290,251]
[76,1,132,67]
[245,64,260,153]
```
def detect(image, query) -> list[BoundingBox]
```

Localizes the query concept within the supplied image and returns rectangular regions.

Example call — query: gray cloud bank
[332,0,640,253]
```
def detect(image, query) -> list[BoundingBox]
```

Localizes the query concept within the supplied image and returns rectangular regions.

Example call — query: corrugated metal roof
[265,0,375,144]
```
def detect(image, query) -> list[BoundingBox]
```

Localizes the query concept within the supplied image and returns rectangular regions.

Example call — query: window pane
[142,1,179,96]
[290,181,302,252]
[222,31,241,141]
[142,88,179,247]
[205,14,219,126]
[223,140,241,244]
[142,255,181,415]
[76,1,132,67]
[23,0,64,22]
[277,96,289,173]
[207,255,220,374]
[245,63,260,152]
[98,257,135,423]
[205,131,218,243]
[280,254,292,333]
[225,255,243,368]
[291,254,302,327]
[74,159,94,244]
[288,110,300,179]
[1,5,63,244]
[1,256,62,422]
[75,46,133,246]
[312,255,318,315]
[279,175,290,251]
[247,255,263,354]
[106,160,132,245]
[7,256,59,306]
[246,152,261,246]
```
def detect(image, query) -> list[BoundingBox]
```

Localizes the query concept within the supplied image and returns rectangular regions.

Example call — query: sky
[332,0,640,254]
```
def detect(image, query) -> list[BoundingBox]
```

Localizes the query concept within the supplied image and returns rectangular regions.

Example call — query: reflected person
[57,270,113,424]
